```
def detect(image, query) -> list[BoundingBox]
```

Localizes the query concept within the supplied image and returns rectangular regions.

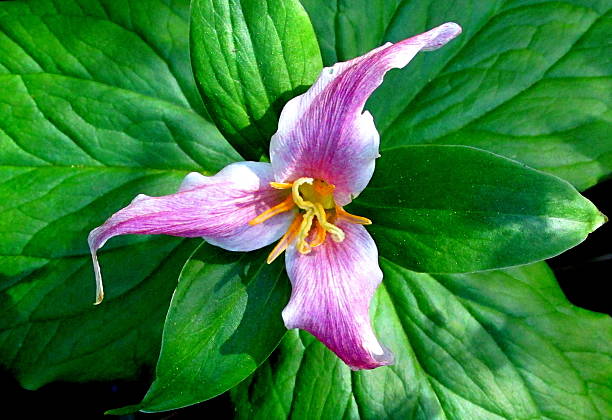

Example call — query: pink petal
[89,162,293,304]
[270,22,462,205]
[282,220,393,369]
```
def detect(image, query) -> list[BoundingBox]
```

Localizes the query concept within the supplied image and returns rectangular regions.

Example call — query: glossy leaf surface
[301,0,612,191]
[233,262,612,419]
[127,244,290,412]
[0,0,239,388]
[190,0,322,160]
[350,145,605,273]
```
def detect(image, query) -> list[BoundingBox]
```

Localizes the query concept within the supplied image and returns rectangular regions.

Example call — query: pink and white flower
[89,23,462,370]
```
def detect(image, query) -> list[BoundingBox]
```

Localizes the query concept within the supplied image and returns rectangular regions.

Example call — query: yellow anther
[270,182,293,190]
[248,193,294,226]
[289,178,346,253]
[336,206,372,225]
[267,214,303,264]
[309,221,327,248]
[255,177,373,262]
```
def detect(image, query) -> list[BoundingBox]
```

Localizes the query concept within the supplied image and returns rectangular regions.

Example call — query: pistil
[249,177,371,263]
[290,178,345,254]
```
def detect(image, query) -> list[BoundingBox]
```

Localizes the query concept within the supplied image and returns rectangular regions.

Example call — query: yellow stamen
[314,203,345,242]
[309,220,327,248]
[291,177,314,209]
[296,209,315,254]
[290,178,345,251]
[267,214,303,264]
[336,206,372,225]
[270,182,293,190]
[251,177,372,262]
[248,193,294,226]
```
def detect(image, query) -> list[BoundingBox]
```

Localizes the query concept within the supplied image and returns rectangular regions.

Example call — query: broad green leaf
[118,243,290,413]
[349,145,605,273]
[0,74,237,171]
[0,236,199,389]
[0,0,207,115]
[232,262,612,419]
[0,0,240,389]
[190,0,323,160]
[301,0,612,191]
[299,0,409,64]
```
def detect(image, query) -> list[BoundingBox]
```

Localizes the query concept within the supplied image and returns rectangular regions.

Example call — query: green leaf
[120,243,290,413]
[301,0,612,191]
[349,145,605,273]
[0,236,199,389]
[232,262,612,419]
[0,73,238,171]
[0,0,207,115]
[0,0,240,388]
[190,0,323,160]
[300,0,407,64]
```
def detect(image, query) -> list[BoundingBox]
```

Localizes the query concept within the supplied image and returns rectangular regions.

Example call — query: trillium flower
[89,22,462,370]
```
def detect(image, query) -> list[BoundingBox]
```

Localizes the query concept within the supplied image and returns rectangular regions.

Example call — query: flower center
[291,177,345,254]
[249,177,371,263]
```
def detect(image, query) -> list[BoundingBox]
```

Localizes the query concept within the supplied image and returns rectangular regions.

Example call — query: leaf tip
[594,210,608,230]
[105,404,141,416]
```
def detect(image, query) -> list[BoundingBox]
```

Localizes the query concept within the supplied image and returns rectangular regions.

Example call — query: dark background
[2,179,610,418]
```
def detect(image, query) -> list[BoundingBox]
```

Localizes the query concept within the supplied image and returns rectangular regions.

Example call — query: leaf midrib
[0,72,220,171]
[382,256,608,419]
[1,4,197,112]
[380,257,544,419]
[453,290,604,418]
[355,204,595,227]
[381,3,608,144]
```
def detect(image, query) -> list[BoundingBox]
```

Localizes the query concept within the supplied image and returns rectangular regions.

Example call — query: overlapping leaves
[301,0,612,191]
[113,243,291,413]
[350,145,604,273]
[233,262,612,419]
[0,0,238,387]
[190,0,322,160]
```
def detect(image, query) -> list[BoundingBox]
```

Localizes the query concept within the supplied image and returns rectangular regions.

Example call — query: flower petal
[282,220,393,369]
[89,161,293,304]
[270,22,462,205]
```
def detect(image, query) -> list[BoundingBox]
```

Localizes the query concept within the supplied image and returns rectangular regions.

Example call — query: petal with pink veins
[282,220,393,370]
[270,22,462,205]
[89,161,294,304]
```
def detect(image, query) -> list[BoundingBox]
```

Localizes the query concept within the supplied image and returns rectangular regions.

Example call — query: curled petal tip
[89,229,105,305]
[86,161,295,304]
[94,292,104,306]
[442,21,463,37]
[91,248,105,305]
[442,21,463,34]
[421,22,463,51]
[269,22,462,204]
[348,345,395,370]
